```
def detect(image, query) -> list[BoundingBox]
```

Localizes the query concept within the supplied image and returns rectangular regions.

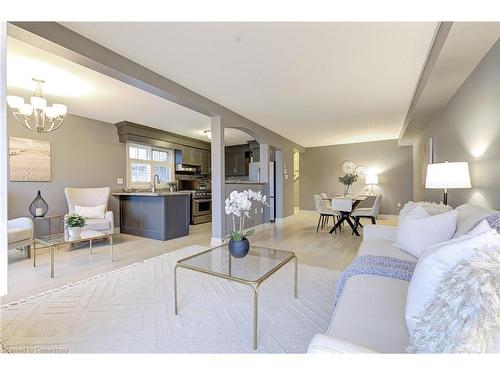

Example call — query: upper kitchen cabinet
[201,150,211,174]
[177,146,203,166]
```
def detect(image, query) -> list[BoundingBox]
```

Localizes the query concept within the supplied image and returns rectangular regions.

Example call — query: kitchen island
[113,191,191,240]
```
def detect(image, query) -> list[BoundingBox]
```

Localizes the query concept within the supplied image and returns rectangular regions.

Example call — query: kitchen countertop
[112,191,191,197]
[225,181,267,185]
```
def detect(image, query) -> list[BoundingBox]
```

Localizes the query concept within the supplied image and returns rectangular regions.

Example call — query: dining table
[323,194,370,236]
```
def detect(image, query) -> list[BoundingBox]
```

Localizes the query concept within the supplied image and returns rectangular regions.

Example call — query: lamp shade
[425,162,471,189]
[365,173,378,185]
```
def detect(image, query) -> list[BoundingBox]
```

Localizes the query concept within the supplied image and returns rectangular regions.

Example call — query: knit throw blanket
[334,255,416,310]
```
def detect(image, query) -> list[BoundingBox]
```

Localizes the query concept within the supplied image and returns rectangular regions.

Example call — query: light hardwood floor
[2,211,396,305]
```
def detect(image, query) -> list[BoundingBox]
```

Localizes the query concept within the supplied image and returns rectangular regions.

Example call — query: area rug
[0,245,338,353]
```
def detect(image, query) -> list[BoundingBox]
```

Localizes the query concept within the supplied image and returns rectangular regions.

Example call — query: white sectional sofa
[308,203,499,353]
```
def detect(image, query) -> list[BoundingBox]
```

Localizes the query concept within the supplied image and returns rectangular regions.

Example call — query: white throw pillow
[395,207,458,258]
[399,201,452,223]
[405,229,500,336]
[75,204,106,219]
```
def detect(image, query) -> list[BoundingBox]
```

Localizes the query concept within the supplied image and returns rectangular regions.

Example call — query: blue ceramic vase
[228,238,250,258]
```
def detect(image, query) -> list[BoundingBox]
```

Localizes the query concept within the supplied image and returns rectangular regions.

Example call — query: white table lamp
[365,173,379,195]
[425,161,471,205]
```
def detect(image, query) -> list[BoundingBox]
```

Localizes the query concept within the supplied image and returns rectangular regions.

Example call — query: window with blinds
[126,142,174,188]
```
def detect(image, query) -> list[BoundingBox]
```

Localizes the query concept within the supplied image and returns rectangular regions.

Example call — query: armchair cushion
[75,204,106,219]
[84,218,111,232]
[7,217,34,248]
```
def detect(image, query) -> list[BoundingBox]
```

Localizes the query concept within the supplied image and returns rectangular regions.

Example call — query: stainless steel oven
[191,192,212,224]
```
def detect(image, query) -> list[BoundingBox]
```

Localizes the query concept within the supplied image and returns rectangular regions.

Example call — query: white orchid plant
[225,189,270,241]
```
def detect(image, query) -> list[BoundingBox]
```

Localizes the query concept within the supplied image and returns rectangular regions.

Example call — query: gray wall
[413,40,500,210]
[300,139,413,215]
[7,113,126,225]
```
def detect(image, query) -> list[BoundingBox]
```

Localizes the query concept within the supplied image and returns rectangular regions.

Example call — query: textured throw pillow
[454,204,499,238]
[407,245,500,353]
[395,207,458,258]
[405,229,500,336]
[398,201,452,223]
[468,214,500,235]
[75,204,106,219]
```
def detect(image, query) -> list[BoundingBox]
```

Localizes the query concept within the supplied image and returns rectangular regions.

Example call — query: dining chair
[313,194,338,233]
[351,195,383,233]
[330,197,353,234]
[320,193,332,209]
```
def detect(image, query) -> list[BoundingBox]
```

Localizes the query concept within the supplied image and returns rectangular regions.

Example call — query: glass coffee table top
[177,244,295,283]
[36,230,110,246]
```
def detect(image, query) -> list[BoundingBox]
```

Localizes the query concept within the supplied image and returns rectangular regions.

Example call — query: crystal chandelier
[7,78,68,134]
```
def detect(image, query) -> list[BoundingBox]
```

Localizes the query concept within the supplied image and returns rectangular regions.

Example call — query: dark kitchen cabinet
[201,150,211,174]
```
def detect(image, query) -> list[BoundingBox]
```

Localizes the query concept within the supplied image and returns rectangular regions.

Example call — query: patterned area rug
[0,245,338,353]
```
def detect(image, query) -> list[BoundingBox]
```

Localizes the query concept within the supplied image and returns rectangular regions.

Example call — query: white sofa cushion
[454,203,499,238]
[358,238,417,262]
[328,274,410,353]
[75,204,106,219]
[395,206,458,258]
[84,218,111,231]
[405,229,500,336]
[307,334,376,353]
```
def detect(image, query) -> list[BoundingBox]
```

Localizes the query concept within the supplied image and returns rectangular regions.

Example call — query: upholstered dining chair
[313,194,339,233]
[64,187,114,235]
[351,194,383,233]
[320,193,332,209]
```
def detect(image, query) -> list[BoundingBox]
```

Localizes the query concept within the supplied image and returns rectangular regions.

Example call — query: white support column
[0,22,8,296]
[210,115,225,245]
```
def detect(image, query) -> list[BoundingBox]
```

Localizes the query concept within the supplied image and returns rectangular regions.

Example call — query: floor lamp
[425,161,471,205]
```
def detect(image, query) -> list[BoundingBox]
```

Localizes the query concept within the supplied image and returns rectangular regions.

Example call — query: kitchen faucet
[151,174,160,193]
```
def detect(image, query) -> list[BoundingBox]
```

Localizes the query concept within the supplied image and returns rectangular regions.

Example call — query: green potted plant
[65,214,86,237]
[338,173,359,196]
[224,189,269,258]
[167,181,177,192]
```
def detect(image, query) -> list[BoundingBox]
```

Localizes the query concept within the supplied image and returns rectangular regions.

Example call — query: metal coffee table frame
[34,230,114,278]
[174,246,298,350]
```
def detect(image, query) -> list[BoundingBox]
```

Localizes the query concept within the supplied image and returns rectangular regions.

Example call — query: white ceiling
[61,22,439,147]
[6,36,253,146]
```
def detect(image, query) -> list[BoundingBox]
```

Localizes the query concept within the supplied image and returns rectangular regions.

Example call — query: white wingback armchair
[8,217,34,258]
[64,187,114,235]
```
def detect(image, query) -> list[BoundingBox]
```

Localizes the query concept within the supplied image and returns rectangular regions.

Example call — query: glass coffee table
[174,244,298,350]
[34,230,114,278]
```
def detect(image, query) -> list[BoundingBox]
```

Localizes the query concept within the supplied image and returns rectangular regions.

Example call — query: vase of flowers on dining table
[338,173,359,196]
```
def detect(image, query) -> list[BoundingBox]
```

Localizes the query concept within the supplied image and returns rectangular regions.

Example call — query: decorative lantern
[29,190,49,217]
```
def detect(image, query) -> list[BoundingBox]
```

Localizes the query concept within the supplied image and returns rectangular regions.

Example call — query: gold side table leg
[294,256,298,298]
[109,235,114,262]
[174,264,179,315]
[50,245,55,278]
[251,284,259,350]
[90,239,93,254]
